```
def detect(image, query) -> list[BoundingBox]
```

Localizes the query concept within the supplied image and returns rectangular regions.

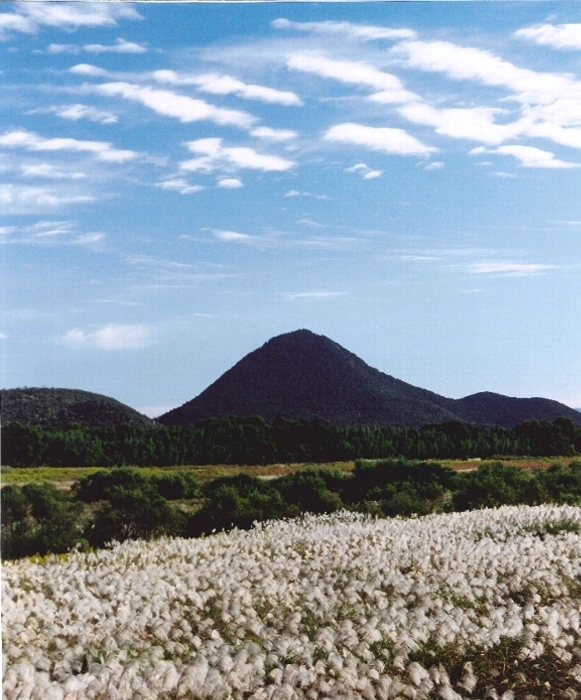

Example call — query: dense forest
[3,458,581,561]
[2,415,581,468]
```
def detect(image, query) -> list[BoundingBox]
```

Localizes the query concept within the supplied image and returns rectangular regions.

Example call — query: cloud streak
[90,82,256,129]
[0,129,136,162]
[471,145,579,169]
[0,4,141,37]
[325,123,436,157]
[153,70,302,106]
[515,23,581,51]
[273,18,415,42]
[182,138,295,174]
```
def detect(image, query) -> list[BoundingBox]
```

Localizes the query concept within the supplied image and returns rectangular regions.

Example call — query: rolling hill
[0,388,152,428]
[158,329,581,429]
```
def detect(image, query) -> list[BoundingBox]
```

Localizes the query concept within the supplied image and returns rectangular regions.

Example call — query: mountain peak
[158,330,581,429]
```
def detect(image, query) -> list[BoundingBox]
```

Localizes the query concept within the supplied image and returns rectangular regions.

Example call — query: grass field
[1,457,578,489]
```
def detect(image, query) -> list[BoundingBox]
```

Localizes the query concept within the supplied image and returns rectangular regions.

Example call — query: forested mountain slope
[0,388,152,428]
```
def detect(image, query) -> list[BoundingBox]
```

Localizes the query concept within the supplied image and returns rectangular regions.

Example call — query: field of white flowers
[3,505,581,700]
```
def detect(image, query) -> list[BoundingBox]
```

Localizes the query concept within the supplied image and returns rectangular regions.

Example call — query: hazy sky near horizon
[1,2,580,417]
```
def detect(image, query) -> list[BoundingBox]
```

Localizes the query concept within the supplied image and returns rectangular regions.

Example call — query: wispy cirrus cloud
[20,163,86,180]
[325,123,436,157]
[153,70,302,106]
[288,52,419,104]
[47,38,146,55]
[0,3,141,37]
[89,81,256,129]
[1,220,105,247]
[181,138,295,174]
[344,163,382,179]
[273,18,415,42]
[65,323,152,350]
[0,184,96,213]
[28,104,118,124]
[212,229,255,242]
[69,64,110,78]
[399,103,522,146]
[283,291,347,301]
[0,129,136,162]
[217,178,243,189]
[462,262,556,276]
[84,38,146,54]
[471,145,579,169]
[155,178,204,195]
[515,23,581,51]
[251,127,297,142]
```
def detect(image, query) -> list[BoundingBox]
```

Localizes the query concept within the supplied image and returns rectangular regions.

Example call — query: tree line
[3,458,581,561]
[2,415,581,468]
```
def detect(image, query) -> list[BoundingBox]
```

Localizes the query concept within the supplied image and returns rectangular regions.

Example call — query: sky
[1,2,580,417]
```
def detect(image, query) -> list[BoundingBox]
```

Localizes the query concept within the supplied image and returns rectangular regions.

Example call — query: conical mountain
[155,330,456,427]
[158,330,581,429]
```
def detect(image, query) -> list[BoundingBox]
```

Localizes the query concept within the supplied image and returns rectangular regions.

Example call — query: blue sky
[1,2,580,417]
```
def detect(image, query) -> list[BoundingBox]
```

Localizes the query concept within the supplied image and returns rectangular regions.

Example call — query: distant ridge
[0,388,152,428]
[158,330,581,429]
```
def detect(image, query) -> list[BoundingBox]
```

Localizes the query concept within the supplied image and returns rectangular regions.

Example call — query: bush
[150,470,202,500]
[1,483,84,559]
[273,468,345,515]
[453,463,544,511]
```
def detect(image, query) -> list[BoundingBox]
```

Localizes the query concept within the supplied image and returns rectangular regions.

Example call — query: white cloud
[392,39,581,107]
[297,217,324,228]
[48,39,146,55]
[391,39,581,151]
[47,43,79,55]
[153,70,302,106]
[0,129,136,162]
[515,23,581,51]
[463,262,555,276]
[84,38,146,55]
[325,123,436,157]
[217,178,243,189]
[288,52,419,104]
[284,291,346,300]
[399,103,522,146]
[30,104,118,124]
[69,64,110,77]
[181,138,295,174]
[65,323,151,350]
[21,163,86,180]
[344,163,382,179]
[285,190,308,197]
[91,82,256,129]
[156,178,204,195]
[272,18,415,42]
[471,145,579,169]
[0,184,95,213]
[0,4,141,37]
[212,229,253,242]
[251,127,297,142]
[424,161,444,171]
[1,220,105,247]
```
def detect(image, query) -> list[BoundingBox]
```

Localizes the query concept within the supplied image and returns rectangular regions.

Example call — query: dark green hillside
[0,388,152,428]
[446,392,581,429]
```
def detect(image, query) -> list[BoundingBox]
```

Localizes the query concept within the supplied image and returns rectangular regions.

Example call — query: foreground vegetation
[3,415,581,468]
[3,506,581,699]
[3,458,581,561]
